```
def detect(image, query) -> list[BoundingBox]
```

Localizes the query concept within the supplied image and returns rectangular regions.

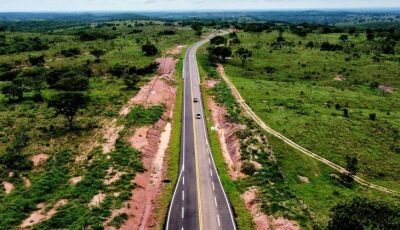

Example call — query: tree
[123,74,141,89]
[339,34,349,42]
[47,92,89,129]
[90,49,106,62]
[369,113,377,121]
[1,82,24,102]
[366,29,374,41]
[53,75,89,91]
[306,41,315,48]
[28,55,45,66]
[0,146,32,171]
[210,36,226,45]
[328,197,400,230]
[191,23,203,37]
[235,48,252,66]
[345,155,358,176]
[208,46,232,65]
[141,43,158,56]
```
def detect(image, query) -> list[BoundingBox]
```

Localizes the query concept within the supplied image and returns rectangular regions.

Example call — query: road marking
[214,196,218,207]
[217,214,221,227]
[208,157,211,165]
[182,176,185,185]
[210,169,213,177]
[166,47,190,230]
[182,207,184,219]
[192,37,238,230]
[212,182,215,191]
[188,47,203,230]
[182,190,185,201]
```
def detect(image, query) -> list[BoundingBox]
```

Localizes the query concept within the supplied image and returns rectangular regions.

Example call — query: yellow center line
[188,48,203,230]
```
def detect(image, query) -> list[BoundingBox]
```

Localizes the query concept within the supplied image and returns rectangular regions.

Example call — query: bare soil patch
[104,57,178,229]
[31,153,49,167]
[104,167,124,185]
[89,192,106,207]
[23,176,31,188]
[379,84,395,93]
[127,126,149,151]
[208,97,245,180]
[20,199,68,228]
[2,181,14,194]
[242,187,300,230]
[165,45,186,55]
[69,176,82,185]
[334,74,345,81]
[298,175,310,183]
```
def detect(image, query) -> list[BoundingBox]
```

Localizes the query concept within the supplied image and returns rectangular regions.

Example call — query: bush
[141,43,158,56]
[369,113,377,121]
[241,161,256,175]
[328,197,400,230]
[125,105,165,127]
[60,48,81,57]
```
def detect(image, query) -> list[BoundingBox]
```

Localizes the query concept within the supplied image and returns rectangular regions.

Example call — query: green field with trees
[198,22,400,228]
[0,17,197,229]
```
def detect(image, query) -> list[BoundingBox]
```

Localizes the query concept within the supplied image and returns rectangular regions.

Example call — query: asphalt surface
[166,37,236,230]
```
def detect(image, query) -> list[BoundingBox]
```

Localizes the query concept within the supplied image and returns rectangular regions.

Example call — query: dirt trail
[104,57,178,230]
[218,64,400,196]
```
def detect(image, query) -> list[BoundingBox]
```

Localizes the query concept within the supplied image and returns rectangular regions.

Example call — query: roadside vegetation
[197,22,400,228]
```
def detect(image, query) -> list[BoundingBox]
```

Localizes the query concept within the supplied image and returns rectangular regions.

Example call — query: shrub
[369,113,377,121]
[241,161,256,175]
[125,105,165,127]
[328,197,400,230]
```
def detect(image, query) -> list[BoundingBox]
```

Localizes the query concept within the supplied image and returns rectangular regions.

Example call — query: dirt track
[217,64,400,197]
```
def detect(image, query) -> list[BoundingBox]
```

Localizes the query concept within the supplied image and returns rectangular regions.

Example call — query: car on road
[196,114,201,119]
[193,98,198,103]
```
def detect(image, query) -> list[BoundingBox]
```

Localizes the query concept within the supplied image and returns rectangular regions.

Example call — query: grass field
[197,30,400,228]
[224,31,400,191]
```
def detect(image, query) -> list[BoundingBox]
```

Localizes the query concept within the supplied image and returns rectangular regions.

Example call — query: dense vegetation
[0,17,196,229]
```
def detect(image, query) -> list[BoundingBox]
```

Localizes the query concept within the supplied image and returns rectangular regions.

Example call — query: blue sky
[0,0,399,12]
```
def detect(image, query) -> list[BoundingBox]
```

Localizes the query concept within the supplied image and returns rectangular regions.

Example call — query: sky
[0,0,399,12]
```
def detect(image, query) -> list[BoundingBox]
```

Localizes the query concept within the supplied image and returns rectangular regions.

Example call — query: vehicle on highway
[196,113,201,119]
[193,97,198,103]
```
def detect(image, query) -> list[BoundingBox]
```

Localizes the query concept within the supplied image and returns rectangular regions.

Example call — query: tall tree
[235,48,253,66]
[47,92,89,129]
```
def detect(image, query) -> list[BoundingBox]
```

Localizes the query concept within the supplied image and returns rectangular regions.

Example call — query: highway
[166,36,236,230]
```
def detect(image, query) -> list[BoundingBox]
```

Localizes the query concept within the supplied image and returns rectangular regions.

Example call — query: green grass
[125,105,165,127]
[225,31,400,191]
[197,33,400,228]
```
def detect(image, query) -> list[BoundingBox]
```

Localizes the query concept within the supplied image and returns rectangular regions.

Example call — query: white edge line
[166,47,190,230]
[191,35,238,230]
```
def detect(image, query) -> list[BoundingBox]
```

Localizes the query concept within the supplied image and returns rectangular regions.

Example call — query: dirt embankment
[242,188,300,230]
[104,57,178,230]
[206,79,245,180]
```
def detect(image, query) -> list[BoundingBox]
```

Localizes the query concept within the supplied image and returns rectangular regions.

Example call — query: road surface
[166,37,237,230]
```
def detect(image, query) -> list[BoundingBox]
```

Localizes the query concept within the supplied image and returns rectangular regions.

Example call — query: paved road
[166,37,236,230]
